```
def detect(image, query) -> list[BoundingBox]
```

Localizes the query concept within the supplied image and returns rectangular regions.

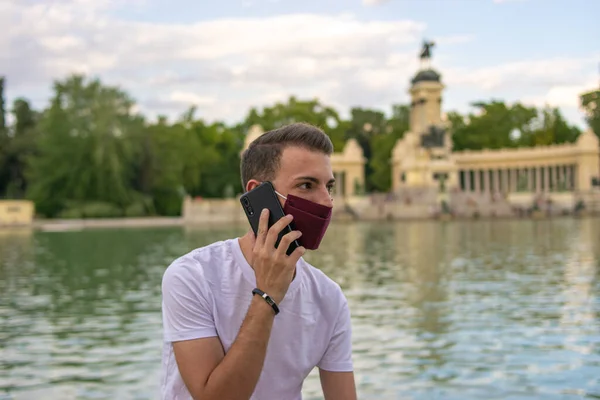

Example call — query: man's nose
[316,187,334,207]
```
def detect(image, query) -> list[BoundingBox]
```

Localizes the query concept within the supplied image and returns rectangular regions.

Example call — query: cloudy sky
[3,0,599,128]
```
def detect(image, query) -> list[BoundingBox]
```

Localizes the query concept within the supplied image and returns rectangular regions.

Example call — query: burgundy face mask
[275,191,332,250]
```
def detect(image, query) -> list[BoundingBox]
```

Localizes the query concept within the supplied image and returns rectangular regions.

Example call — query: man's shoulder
[162,238,236,286]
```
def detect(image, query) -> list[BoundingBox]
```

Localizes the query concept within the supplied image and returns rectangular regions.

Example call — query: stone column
[535,167,541,193]
[493,169,499,193]
[465,170,471,192]
[484,169,490,194]
[474,170,480,192]
[502,169,509,193]
[557,165,564,191]
[511,169,517,192]
[517,168,522,192]
[556,165,561,191]
[544,165,550,192]
[420,99,427,135]
[528,168,533,191]
[333,172,338,196]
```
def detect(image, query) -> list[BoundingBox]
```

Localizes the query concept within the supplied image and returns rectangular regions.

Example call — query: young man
[160,122,357,400]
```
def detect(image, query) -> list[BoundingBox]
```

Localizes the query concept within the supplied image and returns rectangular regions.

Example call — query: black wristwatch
[252,288,280,315]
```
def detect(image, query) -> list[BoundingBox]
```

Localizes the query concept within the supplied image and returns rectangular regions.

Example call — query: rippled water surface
[1,218,599,399]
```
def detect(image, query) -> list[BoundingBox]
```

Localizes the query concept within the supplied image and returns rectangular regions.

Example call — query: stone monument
[391,40,458,193]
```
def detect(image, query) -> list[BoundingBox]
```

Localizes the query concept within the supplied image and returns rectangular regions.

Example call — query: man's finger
[288,245,306,266]
[265,214,293,250]
[276,230,302,258]
[255,208,269,248]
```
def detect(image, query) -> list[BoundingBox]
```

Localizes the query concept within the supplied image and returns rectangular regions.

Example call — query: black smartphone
[240,181,299,256]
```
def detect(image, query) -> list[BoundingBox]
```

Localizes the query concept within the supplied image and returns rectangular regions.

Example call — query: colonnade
[332,171,347,197]
[458,164,577,193]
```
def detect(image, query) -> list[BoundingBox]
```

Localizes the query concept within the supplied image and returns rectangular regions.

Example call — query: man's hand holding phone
[251,208,306,304]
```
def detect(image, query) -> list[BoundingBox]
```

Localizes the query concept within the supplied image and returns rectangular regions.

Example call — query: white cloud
[493,0,528,3]
[363,0,391,6]
[169,92,216,107]
[521,80,597,109]
[1,0,594,129]
[2,1,431,121]
[444,57,595,91]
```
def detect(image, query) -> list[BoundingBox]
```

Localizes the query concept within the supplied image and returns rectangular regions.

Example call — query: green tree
[192,121,243,199]
[130,107,245,215]
[344,108,386,192]
[451,101,538,150]
[2,98,40,198]
[26,75,144,217]
[517,107,580,146]
[0,77,6,134]
[0,76,9,197]
[175,107,243,198]
[130,116,190,216]
[242,96,346,151]
[368,105,410,191]
[580,89,600,138]
[450,101,580,151]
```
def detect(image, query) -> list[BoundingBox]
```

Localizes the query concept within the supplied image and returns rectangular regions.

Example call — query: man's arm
[319,370,357,400]
[173,296,276,400]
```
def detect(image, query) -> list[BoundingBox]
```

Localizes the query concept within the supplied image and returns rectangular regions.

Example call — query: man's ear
[245,179,261,193]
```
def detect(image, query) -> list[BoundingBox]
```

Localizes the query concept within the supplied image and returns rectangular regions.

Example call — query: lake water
[1,218,599,399]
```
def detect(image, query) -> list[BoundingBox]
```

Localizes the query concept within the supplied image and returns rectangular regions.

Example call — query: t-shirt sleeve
[161,260,217,342]
[317,294,354,372]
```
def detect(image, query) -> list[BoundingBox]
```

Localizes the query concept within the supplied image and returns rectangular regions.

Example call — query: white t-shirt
[160,238,353,400]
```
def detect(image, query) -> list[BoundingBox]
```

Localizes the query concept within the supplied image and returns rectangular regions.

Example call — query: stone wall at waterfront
[181,190,600,224]
[0,200,34,226]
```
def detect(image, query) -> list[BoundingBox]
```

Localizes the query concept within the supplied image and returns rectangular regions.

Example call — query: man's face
[247,146,335,208]
[272,146,335,208]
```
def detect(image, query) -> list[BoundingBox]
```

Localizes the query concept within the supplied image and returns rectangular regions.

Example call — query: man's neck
[237,230,257,266]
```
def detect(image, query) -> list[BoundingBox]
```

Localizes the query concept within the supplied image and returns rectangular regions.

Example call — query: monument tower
[391,40,458,192]
[409,40,445,138]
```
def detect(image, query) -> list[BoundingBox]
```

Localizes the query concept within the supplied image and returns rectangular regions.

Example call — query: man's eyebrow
[294,176,336,185]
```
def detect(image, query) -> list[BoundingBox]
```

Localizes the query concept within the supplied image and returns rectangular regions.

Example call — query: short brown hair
[240,122,334,190]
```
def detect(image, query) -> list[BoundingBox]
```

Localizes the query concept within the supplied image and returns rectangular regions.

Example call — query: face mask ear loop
[274,190,287,201]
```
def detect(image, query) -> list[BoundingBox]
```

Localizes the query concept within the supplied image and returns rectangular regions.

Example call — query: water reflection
[1,218,599,399]
[304,218,600,399]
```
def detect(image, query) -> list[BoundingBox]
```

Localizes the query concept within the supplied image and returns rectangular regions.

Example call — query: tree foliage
[580,89,600,139]
[0,74,589,218]
[450,101,581,151]
[243,96,346,151]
